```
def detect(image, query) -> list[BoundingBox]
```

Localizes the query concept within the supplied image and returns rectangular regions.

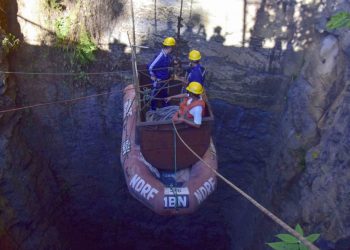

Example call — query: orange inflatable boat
[120,81,218,215]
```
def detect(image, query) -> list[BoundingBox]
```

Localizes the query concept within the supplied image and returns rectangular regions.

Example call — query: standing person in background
[148,37,176,110]
[186,50,206,86]
[175,50,206,92]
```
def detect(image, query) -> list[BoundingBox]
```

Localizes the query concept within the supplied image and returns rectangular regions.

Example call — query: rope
[171,121,319,250]
[0,91,116,114]
[0,66,175,76]
[145,106,178,121]
[0,85,146,114]
[0,80,182,115]
[0,70,131,76]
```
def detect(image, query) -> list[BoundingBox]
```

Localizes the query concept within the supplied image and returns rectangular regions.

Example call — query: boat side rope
[171,121,319,250]
[121,95,137,168]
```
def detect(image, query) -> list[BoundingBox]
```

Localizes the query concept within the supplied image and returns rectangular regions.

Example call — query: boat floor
[140,151,191,187]
[158,168,190,187]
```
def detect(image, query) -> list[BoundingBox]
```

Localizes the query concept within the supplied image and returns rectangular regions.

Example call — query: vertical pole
[242,0,247,47]
[189,0,193,20]
[154,0,157,33]
[176,0,184,68]
[130,0,136,46]
[129,0,138,87]
[177,0,184,44]
[127,0,140,122]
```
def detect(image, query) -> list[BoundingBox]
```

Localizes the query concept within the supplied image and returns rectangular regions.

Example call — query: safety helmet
[186,81,204,95]
[188,50,201,61]
[163,37,176,46]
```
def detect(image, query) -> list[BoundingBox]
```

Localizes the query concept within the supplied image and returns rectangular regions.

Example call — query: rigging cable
[171,120,319,250]
[0,82,184,114]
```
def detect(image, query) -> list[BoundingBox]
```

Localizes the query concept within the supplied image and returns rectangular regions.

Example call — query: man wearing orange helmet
[148,37,176,110]
[166,81,205,128]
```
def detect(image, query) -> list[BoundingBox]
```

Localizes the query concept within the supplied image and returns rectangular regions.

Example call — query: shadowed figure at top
[209,26,225,44]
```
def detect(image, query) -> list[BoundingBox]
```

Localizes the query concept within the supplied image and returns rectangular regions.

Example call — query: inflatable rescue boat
[120,72,218,215]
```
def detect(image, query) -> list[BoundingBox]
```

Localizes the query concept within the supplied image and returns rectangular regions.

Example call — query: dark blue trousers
[150,81,169,110]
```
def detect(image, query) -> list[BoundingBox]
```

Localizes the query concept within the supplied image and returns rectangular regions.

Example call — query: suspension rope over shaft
[171,121,319,250]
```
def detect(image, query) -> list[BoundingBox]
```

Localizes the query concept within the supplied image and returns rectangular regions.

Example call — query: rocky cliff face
[0,1,67,248]
[268,1,350,248]
[0,0,349,249]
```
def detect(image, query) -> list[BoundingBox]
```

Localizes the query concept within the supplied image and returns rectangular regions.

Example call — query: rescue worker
[186,50,206,85]
[166,81,205,128]
[176,50,206,87]
[148,37,176,110]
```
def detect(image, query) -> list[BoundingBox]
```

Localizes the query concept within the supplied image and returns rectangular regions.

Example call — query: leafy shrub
[74,31,97,65]
[46,0,64,10]
[54,17,71,47]
[327,12,350,30]
[1,33,20,55]
[54,17,97,65]
[267,224,320,250]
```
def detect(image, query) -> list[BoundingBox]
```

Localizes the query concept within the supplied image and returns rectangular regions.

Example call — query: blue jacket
[148,50,172,80]
[186,64,206,85]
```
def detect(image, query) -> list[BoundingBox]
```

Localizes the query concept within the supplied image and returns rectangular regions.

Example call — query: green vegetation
[46,0,64,10]
[1,33,20,55]
[267,224,320,250]
[74,31,97,65]
[54,17,71,47]
[327,12,350,30]
[311,151,319,159]
[54,17,97,65]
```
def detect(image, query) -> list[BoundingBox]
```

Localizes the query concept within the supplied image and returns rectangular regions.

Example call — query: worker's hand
[174,75,186,82]
[172,112,180,123]
[164,97,171,103]
[152,77,159,88]
[177,117,185,123]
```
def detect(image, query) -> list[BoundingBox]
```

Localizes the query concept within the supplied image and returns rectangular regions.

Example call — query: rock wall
[269,0,350,248]
[0,1,68,248]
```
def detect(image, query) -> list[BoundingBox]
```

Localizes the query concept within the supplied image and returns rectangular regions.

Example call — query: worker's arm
[148,52,163,81]
[165,93,188,103]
